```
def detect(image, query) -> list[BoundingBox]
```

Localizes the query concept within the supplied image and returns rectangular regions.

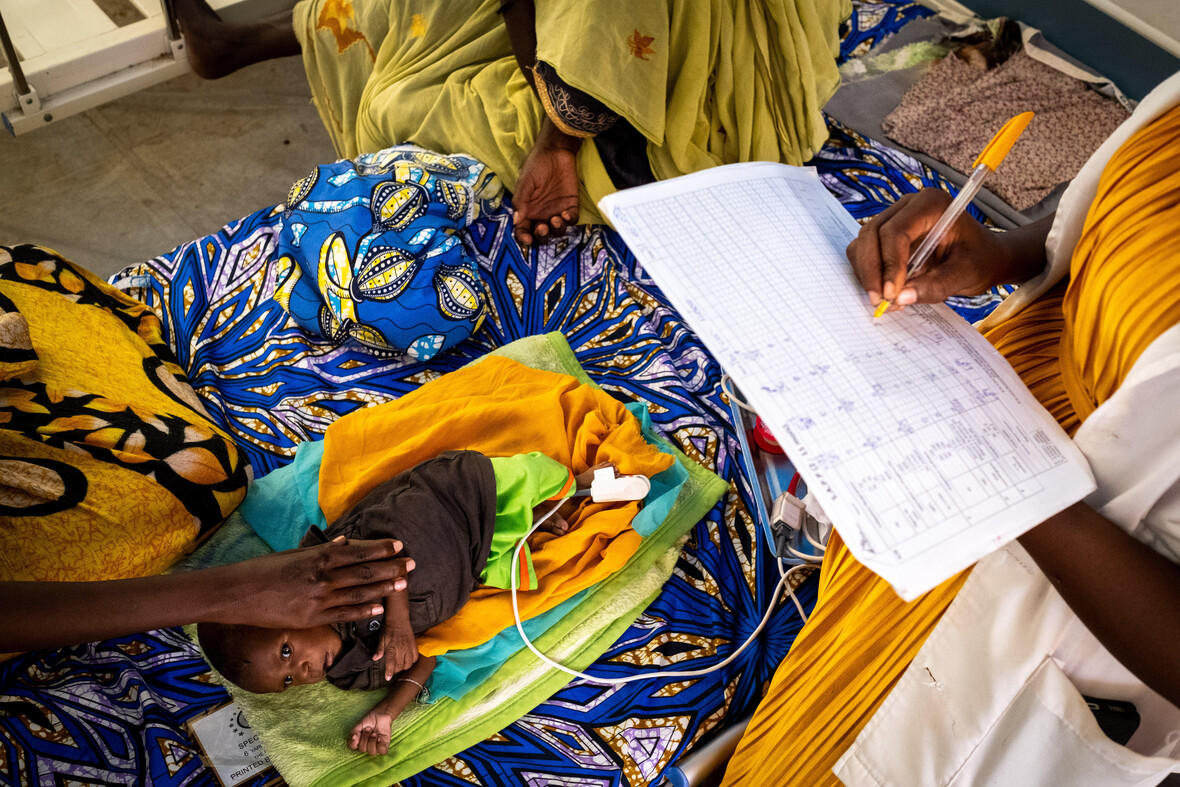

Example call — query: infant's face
[239,625,344,693]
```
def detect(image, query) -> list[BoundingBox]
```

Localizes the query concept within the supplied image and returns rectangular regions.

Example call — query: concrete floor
[0,56,336,281]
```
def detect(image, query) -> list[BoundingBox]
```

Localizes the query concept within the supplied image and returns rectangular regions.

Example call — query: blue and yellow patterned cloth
[275,146,503,360]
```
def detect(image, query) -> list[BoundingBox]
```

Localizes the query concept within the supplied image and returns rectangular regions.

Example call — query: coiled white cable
[720,373,758,413]
[510,501,814,686]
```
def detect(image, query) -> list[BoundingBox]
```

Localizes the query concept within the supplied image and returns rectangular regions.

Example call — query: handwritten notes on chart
[600,163,1094,599]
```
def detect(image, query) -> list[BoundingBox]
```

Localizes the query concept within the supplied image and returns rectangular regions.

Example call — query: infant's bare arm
[349,655,436,756]
[372,583,417,680]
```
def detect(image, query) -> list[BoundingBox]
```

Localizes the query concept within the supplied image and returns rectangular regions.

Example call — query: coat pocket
[946,657,1178,787]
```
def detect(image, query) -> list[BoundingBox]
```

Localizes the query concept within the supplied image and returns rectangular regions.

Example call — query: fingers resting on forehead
[323,537,405,565]
[322,580,403,621]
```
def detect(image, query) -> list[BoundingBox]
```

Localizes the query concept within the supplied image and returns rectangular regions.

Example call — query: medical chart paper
[599,162,1095,600]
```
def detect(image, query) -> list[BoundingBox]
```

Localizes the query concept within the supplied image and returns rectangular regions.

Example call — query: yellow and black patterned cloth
[0,245,248,584]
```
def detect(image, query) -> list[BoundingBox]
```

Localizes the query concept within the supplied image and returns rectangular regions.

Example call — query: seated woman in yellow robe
[722,73,1180,785]
[174,0,849,245]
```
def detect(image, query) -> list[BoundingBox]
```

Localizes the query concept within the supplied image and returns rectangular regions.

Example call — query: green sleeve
[481,452,574,590]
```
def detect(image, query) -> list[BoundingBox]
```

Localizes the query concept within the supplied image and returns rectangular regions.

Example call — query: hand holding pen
[859,112,1035,318]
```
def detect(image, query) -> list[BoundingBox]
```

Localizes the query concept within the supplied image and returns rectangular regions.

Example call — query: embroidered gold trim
[532,65,617,138]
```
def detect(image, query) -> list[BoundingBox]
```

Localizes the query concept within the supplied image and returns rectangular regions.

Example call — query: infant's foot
[532,500,571,535]
[539,512,570,535]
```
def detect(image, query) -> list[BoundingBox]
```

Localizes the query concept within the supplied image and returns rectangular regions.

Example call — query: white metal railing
[0,0,283,135]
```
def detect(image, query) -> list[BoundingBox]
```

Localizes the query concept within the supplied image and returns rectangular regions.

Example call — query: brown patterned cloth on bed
[882,49,1129,211]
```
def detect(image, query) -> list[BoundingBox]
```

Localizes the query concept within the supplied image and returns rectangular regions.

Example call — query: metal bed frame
[0,0,289,135]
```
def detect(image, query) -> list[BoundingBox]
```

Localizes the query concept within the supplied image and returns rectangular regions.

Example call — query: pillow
[0,245,248,586]
[273,145,505,360]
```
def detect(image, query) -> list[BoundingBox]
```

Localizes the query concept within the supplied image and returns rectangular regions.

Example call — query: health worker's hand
[846,189,1047,312]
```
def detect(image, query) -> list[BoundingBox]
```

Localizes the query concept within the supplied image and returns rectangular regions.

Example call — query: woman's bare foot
[174,0,300,79]
[513,118,582,247]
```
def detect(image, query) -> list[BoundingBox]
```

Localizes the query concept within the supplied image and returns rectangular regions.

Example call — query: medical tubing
[511,501,814,685]
[721,374,758,413]
[801,515,828,554]
[785,542,824,564]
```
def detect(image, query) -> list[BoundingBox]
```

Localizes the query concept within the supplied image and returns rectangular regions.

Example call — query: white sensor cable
[510,500,814,686]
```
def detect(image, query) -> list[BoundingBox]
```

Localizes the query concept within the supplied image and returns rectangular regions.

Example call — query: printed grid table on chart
[623,176,1072,560]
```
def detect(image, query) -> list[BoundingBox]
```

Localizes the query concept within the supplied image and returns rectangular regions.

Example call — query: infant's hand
[349,709,394,756]
[376,622,418,680]
[575,461,613,491]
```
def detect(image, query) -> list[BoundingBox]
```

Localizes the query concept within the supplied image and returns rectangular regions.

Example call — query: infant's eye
[281,643,291,659]
[284,675,293,686]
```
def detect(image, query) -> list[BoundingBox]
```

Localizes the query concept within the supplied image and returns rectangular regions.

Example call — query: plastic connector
[771,492,810,532]
[590,467,651,502]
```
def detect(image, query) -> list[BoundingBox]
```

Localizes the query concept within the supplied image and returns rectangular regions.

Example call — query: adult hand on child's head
[349,708,395,757]
[221,538,412,629]
[846,188,1024,312]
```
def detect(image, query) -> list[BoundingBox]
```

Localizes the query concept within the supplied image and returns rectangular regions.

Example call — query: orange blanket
[319,356,674,655]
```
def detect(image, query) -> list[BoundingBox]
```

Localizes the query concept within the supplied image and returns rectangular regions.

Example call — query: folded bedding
[242,356,692,652]
[827,10,1133,226]
[882,44,1129,212]
[191,333,726,785]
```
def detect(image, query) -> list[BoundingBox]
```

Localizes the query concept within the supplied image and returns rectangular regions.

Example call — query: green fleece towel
[187,333,727,786]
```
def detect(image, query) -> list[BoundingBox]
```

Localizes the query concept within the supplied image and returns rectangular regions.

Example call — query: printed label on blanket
[188,702,281,787]
[273,145,505,360]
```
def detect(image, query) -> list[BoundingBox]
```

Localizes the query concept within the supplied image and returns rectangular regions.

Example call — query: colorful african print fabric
[0,246,248,586]
[274,146,503,360]
[0,5,1017,785]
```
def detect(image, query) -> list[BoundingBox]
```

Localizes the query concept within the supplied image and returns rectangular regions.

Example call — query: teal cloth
[238,439,328,551]
[624,402,686,537]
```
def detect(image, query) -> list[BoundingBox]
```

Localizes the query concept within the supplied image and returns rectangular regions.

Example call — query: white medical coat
[834,71,1180,787]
